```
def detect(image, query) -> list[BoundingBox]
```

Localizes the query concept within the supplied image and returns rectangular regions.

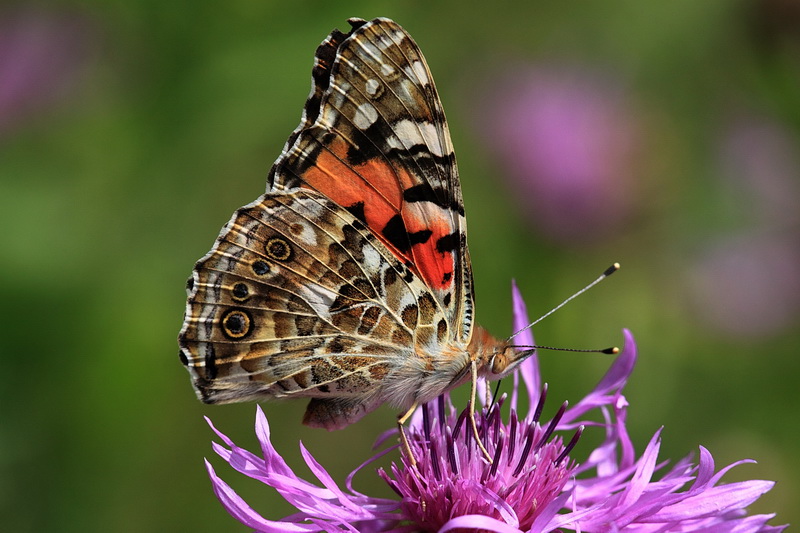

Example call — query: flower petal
[439,514,524,533]
[560,329,637,427]
[647,480,777,522]
[511,280,541,409]
[254,405,295,476]
[205,460,317,532]
[298,442,372,516]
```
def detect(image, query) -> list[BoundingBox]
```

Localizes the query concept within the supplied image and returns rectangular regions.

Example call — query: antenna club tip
[604,263,621,276]
[602,347,620,355]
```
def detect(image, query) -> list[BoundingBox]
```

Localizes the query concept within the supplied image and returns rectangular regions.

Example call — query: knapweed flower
[687,115,800,338]
[204,283,786,531]
[717,114,800,228]
[474,65,640,245]
[687,231,800,338]
[0,5,92,138]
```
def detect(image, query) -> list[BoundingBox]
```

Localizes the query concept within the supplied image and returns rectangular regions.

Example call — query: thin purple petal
[205,460,317,532]
[647,481,777,522]
[560,328,637,428]
[254,406,295,477]
[439,514,524,533]
[511,280,541,408]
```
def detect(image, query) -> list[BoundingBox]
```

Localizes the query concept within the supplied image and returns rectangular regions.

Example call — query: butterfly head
[470,326,533,381]
[485,345,534,380]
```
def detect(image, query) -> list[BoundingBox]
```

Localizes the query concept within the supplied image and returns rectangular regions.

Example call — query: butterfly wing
[179,18,476,428]
[271,18,474,343]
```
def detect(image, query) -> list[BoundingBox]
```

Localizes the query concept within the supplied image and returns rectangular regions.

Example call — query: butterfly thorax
[380,323,509,409]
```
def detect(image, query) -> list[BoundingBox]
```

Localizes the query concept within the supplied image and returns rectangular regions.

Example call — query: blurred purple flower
[689,232,800,338]
[687,115,800,338]
[0,6,92,138]
[204,284,785,531]
[718,115,800,227]
[476,65,639,244]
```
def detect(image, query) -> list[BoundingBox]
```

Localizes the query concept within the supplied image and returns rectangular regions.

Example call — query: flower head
[381,393,581,531]
[475,65,640,245]
[686,114,800,338]
[0,5,92,138]
[203,283,786,532]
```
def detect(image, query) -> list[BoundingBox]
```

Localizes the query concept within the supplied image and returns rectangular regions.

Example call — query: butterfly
[178,17,530,458]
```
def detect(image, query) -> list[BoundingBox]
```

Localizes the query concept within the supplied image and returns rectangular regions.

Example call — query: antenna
[508,345,619,355]
[507,262,620,342]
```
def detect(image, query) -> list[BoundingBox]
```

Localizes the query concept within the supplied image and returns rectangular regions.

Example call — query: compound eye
[491,352,509,375]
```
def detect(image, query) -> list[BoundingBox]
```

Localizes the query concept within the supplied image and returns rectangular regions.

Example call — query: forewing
[270,17,474,345]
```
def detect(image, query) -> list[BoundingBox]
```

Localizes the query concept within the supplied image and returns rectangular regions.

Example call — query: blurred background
[1,0,797,530]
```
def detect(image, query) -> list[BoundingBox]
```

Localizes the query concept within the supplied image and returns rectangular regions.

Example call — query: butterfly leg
[397,401,419,466]
[469,360,493,462]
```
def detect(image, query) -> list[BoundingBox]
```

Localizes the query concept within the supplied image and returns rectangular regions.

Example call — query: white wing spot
[362,242,382,271]
[319,105,341,129]
[381,63,395,77]
[388,29,407,43]
[365,78,381,97]
[359,41,383,62]
[412,61,429,86]
[353,102,379,130]
[388,119,445,157]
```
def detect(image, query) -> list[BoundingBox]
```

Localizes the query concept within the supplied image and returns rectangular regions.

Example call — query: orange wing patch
[402,201,456,291]
[299,135,456,292]
[301,136,412,212]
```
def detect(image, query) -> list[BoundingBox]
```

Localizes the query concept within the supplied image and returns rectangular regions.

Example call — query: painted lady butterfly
[178,17,529,448]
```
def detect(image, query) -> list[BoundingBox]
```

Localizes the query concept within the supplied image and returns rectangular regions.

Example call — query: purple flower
[475,65,640,245]
[0,6,92,138]
[717,115,800,228]
[381,393,581,531]
[686,115,800,338]
[204,283,785,531]
[688,232,800,338]
[205,414,401,532]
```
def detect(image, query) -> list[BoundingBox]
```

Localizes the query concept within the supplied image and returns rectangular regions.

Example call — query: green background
[2,0,797,530]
